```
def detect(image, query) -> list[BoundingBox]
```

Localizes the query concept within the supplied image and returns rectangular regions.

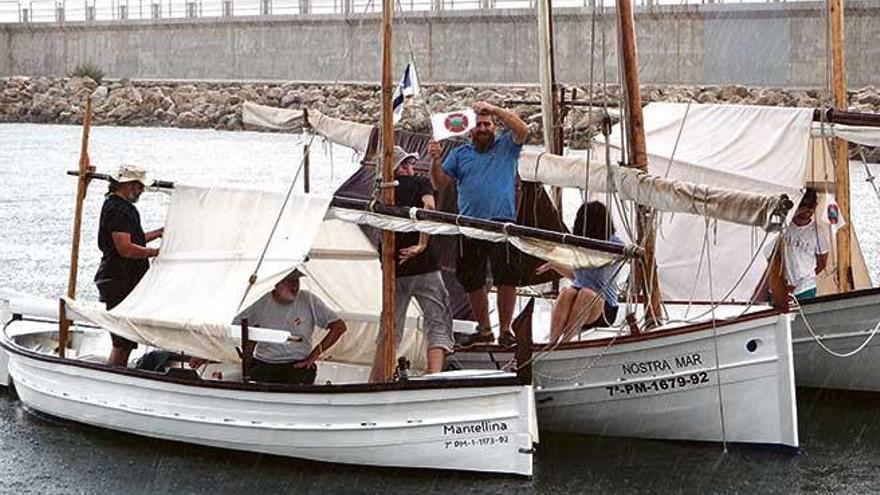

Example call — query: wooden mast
[829,0,852,292]
[59,97,94,357]
[616,0,661,327]
[537,0,563,212]
[377,0,398,381]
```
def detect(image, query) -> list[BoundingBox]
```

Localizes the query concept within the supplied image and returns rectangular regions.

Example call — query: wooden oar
[59,97,94,358]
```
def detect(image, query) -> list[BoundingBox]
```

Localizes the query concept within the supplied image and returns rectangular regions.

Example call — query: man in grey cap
[236,268,347,385]
[369,146,454,382]
[94,164,163,366]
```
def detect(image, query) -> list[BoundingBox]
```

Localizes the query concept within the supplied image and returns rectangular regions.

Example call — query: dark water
[1,387,879,494]
[2,123,880,493]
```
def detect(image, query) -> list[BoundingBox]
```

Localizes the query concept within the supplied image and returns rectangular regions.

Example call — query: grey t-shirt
[235,290,340,364]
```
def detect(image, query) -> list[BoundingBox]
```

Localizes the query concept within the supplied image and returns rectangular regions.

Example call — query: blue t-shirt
[442,131,522,220]
[573,234,624,308]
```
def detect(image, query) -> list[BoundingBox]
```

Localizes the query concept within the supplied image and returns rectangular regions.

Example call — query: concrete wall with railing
[1,1,878,87]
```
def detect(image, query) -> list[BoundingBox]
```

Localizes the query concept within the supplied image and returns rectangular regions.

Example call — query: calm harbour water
[1,123,879,494]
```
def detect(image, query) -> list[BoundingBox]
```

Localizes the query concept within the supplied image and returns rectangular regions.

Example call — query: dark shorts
[582,302,619,330]
[250,359,317,385]
[97,279,139,351]
[455,236,523,293]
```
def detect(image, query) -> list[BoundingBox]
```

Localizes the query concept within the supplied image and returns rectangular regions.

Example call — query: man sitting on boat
[369,146,454,382]
[94,164,163,367]
[428,101,529,348]
[537,201,623,342]
[235,269,346,385]
[781,188,829,300]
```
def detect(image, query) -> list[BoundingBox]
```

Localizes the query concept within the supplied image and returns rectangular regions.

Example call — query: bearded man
[428,101,529,347]
[94,165,163,366]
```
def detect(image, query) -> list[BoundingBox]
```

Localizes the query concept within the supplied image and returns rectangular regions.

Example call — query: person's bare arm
[111,232,159,259]
[474,101,529,145]
[399,194,435,264]
[144,227,164,243]
[428,140,453,191]
[297,320,347,368]
[815,252,828,274]
[536,261,575,280]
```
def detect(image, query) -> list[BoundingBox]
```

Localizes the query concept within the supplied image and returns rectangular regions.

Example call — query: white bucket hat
[111,164,150,186]
[393,146,419,169]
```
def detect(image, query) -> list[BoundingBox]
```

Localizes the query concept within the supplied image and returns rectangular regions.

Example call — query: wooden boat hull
[791,288,880,392]
[457,311,799,448]
[1,326,537,476]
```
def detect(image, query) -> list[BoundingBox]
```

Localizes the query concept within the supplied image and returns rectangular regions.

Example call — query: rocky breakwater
[2,76,880,150]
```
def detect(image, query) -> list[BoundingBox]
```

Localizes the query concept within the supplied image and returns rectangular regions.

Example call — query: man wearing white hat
[94,164,164,366]
[369,146,454,382]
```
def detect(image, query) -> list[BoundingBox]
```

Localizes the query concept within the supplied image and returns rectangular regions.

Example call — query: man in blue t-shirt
[428,101,528,347]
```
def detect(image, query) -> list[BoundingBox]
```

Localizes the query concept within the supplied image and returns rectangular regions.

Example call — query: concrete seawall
[1,2,878,87]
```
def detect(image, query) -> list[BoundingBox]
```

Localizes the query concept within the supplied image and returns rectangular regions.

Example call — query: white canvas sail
[69,184,332,363]
[598,103,815,302]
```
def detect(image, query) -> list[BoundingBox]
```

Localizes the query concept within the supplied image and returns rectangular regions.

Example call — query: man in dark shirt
[369,146,454,382]
[94,165,163,366]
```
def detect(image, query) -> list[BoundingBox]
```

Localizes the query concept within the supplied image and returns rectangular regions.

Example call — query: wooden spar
[332,196,638,258]
[303,108,311,194]
[829,0,853,292]
[377,0,397,382]
[616,0,661,327]
[63,171,642,258]
[59,97,94,358]
[241,318,251,380]
[536,0,564,215]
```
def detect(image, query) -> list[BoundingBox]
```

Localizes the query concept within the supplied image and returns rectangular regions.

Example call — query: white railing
[0,0,826,24]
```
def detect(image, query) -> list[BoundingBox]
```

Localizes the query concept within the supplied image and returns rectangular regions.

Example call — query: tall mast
[59,97,93,357]
[377,0,398,381]
[829,0,852,292]
[617,0,661,326]
[537,0,563,211]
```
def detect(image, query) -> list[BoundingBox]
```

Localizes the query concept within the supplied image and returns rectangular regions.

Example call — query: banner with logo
[431,109,477,141]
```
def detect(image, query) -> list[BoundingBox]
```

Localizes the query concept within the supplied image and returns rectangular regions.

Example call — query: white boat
[1,316,536,475]
[1,180,543,476]
[248,98,803,448]
[791,287,880,392]
[456,302,798,447]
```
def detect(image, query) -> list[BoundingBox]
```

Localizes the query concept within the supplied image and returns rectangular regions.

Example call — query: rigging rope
[793,298,880,358]
[705,215,729,454]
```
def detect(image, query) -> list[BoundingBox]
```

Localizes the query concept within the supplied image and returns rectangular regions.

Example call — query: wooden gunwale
[459,306,784,353]
[0,332,522,395]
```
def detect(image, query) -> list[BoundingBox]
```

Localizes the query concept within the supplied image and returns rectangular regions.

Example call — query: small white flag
[825,196,846,235]
[392,62,420,124]
[431,108,477,141]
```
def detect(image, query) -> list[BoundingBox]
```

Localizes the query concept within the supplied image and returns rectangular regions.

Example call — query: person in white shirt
[782,188,830,300]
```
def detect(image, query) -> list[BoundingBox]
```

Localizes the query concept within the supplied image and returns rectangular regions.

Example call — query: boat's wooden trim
[0,334,522,395]
[461,306,783,353]
[798,286,880,306]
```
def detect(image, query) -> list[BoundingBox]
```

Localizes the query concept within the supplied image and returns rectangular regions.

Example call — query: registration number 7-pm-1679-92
[605,372,710,397]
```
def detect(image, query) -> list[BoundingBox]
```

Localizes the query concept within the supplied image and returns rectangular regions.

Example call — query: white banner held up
[431,109,477,141]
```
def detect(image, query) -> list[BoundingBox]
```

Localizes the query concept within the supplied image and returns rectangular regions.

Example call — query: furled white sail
[813,122,880,147]
[517,152,787,231]
[242,101,304,130]
[328,207,627,269]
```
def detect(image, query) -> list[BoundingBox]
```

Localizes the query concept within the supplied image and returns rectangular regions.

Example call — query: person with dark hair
[780,188,829,300]
[537,201,623,343]
[94,164,163,366]
[369,146,454,382]
[428,101,529,347]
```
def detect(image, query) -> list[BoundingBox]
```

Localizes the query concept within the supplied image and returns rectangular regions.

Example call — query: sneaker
[455,329,495,348]
[498,330,516,347]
